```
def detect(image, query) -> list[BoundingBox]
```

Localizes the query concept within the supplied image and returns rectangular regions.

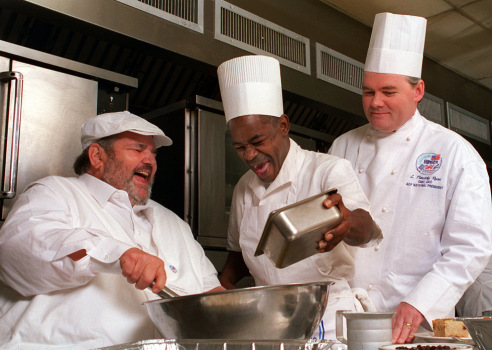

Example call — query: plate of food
[414,318,474,344]
[379,344,473,350]
[414,332,473,344]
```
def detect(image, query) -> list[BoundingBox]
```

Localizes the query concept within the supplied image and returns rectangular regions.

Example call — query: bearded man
[0,111,223,349]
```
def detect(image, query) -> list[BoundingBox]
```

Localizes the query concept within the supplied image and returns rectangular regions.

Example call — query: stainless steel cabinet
[146,97,249,249]
[1,56,97,219]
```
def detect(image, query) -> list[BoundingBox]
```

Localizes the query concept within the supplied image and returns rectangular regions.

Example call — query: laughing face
[228,114,290,184]
[98,132,157,206]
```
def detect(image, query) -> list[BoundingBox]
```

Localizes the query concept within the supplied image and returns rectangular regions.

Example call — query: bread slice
[432,318,469,338]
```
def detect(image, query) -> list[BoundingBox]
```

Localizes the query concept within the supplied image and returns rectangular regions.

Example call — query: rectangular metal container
[254,189,342,269]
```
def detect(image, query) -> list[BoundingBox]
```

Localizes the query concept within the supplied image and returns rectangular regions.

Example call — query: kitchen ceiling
[0,0,489,160]
[319,0,492,90]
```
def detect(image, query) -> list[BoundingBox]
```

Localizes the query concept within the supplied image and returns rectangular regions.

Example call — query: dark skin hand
[392,302,425,343]
[219,251,250,289]
[318,193,375,252]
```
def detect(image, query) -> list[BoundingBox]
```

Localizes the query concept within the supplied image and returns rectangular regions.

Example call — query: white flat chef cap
[365,12,427,78]
[81,111,172,149]
[217,55,283,123]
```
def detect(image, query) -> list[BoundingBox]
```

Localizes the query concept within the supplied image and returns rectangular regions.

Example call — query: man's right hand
[119,248,167,293]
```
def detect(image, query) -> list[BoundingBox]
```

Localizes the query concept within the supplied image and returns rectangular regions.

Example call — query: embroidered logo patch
[416,153,441,175]
[169,265,177,273]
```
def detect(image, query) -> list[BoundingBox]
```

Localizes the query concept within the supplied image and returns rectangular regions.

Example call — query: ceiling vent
[215,0,310,74]
[418,92,445,126]
[316,43,364,95]
[116,0,204,33]
[447,103,491,145]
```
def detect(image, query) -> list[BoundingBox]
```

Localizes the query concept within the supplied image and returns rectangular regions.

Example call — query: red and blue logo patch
[416,153,442,175]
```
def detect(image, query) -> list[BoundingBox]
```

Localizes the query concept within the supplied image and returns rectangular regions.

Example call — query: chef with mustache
[217,55,381,340]
[0,111,224,348]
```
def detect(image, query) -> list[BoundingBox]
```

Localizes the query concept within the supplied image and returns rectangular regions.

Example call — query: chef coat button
[391,170,397,175]
[358,168,365,174]
[381,207,388,213]
[406,137,411,141]
[104,255,109,260]
[374,245,380,251]
[368,284,373,290]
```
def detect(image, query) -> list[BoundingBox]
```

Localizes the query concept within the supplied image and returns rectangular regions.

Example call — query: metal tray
[462,317,492,350]
[95,339,335,350]
[255,189,342,268]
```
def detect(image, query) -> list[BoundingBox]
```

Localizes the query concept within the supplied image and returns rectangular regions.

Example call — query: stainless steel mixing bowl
[144,281,331,340]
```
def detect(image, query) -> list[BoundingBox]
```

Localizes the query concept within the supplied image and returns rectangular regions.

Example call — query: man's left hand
[318,193,350,252]
[318,193,376,252]
[392,302,425,344]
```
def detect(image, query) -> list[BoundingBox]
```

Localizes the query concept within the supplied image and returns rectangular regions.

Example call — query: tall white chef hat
[81,111,172,149]
[217,55,283,123]
[365,12,427,78]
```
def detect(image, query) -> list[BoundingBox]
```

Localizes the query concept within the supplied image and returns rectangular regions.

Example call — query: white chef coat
[228,139,381,340]
[329,110,492,327]
[0,173,220,349]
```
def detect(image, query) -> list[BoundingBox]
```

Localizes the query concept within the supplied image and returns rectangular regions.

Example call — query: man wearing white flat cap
[217,55,382,340]
[0,111,224,348]
[329,12,492,343]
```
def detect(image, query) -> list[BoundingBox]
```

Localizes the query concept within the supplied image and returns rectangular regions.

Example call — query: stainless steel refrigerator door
[2,60,97,219]
[196,108,249,245]
[0,56,22,201]
[196,108,228,240]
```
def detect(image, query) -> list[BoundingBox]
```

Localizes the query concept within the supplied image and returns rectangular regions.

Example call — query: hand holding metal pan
[255,189,342,268]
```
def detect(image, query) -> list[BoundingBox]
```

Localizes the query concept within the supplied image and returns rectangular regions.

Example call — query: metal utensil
[144,281,332,340]
[255,189,342,268]
[148,282,180,298]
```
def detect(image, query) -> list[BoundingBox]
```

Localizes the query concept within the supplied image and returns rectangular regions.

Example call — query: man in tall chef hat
[329,12,492,343]
[217,54,382,339]
[0,111,224,348]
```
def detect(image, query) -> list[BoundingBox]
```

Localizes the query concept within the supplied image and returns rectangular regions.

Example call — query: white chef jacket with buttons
[0,173,220,349]
[329,110,492,326]
[228,139,380,340]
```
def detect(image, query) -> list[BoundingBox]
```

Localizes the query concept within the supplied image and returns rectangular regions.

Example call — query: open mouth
[133,169,152,184]
[252,161,269,177]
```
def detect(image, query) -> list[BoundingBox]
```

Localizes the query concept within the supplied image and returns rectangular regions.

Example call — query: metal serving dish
[95,339,335,350]
[462,317,492,350]
[143,282,331,340]
[255,189,342,268]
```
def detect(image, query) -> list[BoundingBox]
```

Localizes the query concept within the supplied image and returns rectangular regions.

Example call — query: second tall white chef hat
[217,55,283,123]
[365,12,427,78]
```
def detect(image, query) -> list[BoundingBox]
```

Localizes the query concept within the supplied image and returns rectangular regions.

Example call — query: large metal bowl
[144,282,331,340]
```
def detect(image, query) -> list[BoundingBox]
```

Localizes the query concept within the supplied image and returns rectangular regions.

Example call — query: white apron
[238,185,355,340]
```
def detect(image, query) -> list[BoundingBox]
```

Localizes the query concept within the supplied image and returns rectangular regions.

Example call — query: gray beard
[101,156,153,206]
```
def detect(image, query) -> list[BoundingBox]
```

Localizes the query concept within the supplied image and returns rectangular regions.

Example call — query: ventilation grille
[316,43,364,95]
[418,92,445,126]
[447,103,490,145]
[116,0,203,33]
[215,0,310,74]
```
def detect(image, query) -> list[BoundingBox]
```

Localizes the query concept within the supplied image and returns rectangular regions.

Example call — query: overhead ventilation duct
[116,0,204,33]
[316,43,364,95]
[214,0,310,74]
[447,103,491,145]
[418,92,445,126]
